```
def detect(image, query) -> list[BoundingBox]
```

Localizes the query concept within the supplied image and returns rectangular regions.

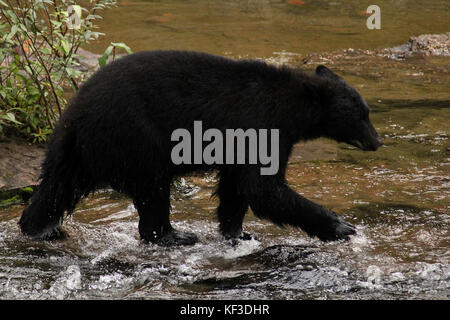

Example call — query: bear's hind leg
[19,127,84,240]
[216,172,252,241]
[19,177,78,240]
[133,182,198,246]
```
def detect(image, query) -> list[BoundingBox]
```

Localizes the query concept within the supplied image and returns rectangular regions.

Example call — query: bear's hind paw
[225,231,257,247]
[44,227,69,241]
[146,229,198,246]
[25,226,69,241]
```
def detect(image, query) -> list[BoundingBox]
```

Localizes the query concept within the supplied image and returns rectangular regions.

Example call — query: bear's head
[315,65,383,151]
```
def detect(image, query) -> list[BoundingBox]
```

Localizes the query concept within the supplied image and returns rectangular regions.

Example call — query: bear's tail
[19,126,88,239]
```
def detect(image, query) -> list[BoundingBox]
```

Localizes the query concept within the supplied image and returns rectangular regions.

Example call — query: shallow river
[0,0,449,299]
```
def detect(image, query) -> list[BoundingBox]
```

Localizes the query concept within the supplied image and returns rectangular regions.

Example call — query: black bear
[19,50,383,246]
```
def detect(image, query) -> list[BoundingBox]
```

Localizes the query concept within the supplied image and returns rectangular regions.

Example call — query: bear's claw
[333,217,356,240]
[318,215,356,242]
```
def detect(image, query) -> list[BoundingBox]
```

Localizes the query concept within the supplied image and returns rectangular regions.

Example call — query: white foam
[417,263,447,281]
[222,238,261,259]
[48,265,82,299]
[390,272,405,282]
[90,272,132,291]
[366,265,383,284]
[65,265,82,290]
[350,227,371,253]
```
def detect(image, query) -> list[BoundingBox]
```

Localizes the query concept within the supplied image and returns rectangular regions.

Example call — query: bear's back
[66,51,299,130]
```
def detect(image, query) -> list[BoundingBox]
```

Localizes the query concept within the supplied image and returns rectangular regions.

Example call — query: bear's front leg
[216,171,253,242]
[245,177,356,241]
[133,187,198,246]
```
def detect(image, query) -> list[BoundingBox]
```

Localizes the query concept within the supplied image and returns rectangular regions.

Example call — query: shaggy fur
[19,50,382,246]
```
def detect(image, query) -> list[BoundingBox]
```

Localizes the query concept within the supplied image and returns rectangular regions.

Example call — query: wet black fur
[19,50,382,245]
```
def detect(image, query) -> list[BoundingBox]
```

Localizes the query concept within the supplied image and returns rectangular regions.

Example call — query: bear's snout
[364,135,383,151]
[375,136,384,149]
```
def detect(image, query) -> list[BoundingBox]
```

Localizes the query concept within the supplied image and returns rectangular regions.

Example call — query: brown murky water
[0,0,449,299]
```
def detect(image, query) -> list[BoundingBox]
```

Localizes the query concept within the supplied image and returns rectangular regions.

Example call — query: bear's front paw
[306,212,356,242]
[331,216,356,240]
[143,229,198,246]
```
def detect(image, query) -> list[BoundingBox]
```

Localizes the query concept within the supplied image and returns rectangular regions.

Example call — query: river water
[0,0,449,299]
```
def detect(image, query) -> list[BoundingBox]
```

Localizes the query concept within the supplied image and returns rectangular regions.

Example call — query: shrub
[0,0,129,142]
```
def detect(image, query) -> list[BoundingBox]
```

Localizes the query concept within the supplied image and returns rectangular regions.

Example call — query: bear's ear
[315,65,342,81]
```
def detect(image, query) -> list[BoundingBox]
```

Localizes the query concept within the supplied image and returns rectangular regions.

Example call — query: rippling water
[1,152,448,299]
[0,0,449,300]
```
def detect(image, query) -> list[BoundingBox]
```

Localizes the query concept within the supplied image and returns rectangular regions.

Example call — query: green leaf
[111,42,133,54]
[97,55,108,67]
[50,19,62,29]
[98,44,114,67]
[1,112,22,125]
[40,47,52,55]
[6,25,18,41]
[60,38,70,55]
[86,14,103,20]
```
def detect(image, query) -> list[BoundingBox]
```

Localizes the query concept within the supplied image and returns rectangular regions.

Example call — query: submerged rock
[75,48,103,72]
[382,32,450,60]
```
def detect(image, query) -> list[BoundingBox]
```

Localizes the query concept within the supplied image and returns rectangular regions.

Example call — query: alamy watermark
[66,5,82,29]
[366,5,381,29]
[171,121,279,176]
